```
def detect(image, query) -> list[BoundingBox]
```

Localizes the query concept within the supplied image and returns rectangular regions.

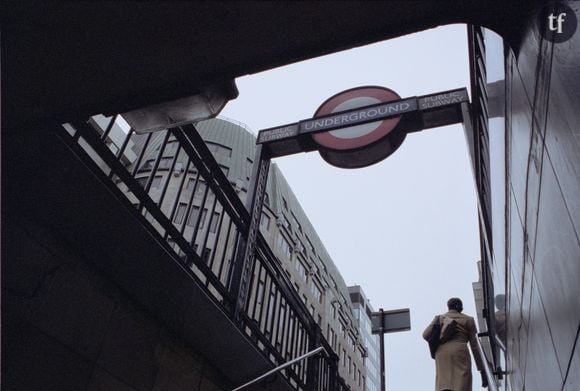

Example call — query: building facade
[348,285,381,391]
[466,5,580,389]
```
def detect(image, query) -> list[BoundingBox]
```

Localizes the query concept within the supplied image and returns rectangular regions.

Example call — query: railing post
[229,145,271,321]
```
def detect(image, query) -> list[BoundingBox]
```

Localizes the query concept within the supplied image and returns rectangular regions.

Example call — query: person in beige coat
[422,298,487,391]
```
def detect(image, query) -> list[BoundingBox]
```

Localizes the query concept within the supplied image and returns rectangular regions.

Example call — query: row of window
[261,206,340,312]
[258,184,366,387]
[140,157,230,177]
[136,174,226,204]
[276,198,317,259]
[173,203,220,233]
[340,349,365,387]
[158,139,233,159]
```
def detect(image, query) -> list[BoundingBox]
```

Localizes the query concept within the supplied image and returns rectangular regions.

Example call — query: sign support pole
[371,307,409,391]
[379,308,386,391]
[229,144,271,321]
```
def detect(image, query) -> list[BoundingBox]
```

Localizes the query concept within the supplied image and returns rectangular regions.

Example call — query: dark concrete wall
[2,211,229,391]
[504,2,580,390]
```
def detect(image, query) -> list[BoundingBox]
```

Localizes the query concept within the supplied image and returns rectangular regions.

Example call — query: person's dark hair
[447,297,463,312]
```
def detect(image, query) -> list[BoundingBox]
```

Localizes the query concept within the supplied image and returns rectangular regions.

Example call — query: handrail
[494,333,507,352]
[475,334,500,391]
[231,346,327,391]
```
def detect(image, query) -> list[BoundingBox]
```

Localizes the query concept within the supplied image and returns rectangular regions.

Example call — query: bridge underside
[4,1,543,126]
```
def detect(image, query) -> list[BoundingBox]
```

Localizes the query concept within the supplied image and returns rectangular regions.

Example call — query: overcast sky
[221,24,484,391]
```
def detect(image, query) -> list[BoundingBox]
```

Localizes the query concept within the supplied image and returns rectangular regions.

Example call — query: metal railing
[476,333,500,391]
[58,115,348,390]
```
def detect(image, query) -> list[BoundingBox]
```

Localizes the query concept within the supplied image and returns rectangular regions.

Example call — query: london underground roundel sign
[311,86,407,168]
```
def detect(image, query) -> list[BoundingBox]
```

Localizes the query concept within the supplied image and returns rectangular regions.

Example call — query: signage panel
[418,89,469,110]
[257,124,299,144]
[255,87,470,167]
[299,98,417,136]
[371,308,411,334]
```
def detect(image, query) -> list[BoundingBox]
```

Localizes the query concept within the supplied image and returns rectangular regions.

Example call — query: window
[329,328,337,350]
[260,212,271,232]
[187,180,207,199]
[141,157,174,171]
[282,197,288,210]
[186,177,197,190]
[276,234,292,259]
[263,193,270,206]
[348,356,352,374]
[174,203,187,224]
[311,281,322,303]
[186,206,204,228]
[137,175,162,189]
[205,211,220,233]
[295,259,307,281]
[184,208,219,232]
